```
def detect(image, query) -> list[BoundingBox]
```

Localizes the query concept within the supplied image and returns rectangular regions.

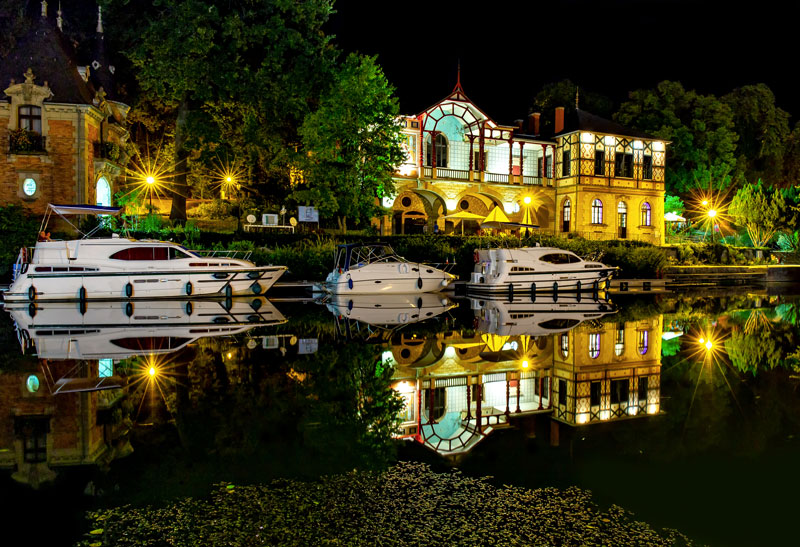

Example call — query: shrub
[190,199,234,220]
[0,205,40,281]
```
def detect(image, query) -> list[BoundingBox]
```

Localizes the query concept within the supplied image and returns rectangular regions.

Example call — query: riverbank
[76,461,698,546]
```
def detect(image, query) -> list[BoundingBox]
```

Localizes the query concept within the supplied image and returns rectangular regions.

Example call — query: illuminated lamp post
[522,196,533,237]
[146,176,155,209]
[708,208,718,242]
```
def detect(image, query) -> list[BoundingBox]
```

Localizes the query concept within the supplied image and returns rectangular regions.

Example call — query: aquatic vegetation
[77,462,697,547]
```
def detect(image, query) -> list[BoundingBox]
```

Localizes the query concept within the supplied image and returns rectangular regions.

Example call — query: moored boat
[466,247,617,295]
[324,243,455,294]
[4,204,286,302]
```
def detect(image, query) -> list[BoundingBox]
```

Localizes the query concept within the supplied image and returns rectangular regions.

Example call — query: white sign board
[298,206,319,223]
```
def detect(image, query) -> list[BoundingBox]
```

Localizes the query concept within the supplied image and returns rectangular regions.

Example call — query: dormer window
[19,106,42,134]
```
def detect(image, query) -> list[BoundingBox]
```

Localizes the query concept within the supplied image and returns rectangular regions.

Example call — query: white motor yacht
[324,243,455,294]
[467,247,617,295]
[6,297,286,360]
[470,294,617,337]
[4,204,286,302]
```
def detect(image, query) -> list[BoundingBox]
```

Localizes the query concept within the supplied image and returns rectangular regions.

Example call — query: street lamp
[146,175,155,209]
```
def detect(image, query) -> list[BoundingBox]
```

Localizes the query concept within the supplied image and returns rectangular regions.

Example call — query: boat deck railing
[190,249,253,261]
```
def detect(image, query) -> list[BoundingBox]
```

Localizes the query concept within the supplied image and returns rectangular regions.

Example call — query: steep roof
[0,12,94,105]
[554,108,657,140]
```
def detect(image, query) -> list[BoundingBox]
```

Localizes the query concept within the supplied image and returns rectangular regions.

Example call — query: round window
[401,196,412,207]
[460,199,470,210]
[26,375,40,393]
[23,178,37,196]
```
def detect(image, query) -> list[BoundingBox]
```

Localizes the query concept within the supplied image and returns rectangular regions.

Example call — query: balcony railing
[435,167,470,181]
[9,130,46,154]
[92,141,124,163]
[522,176,542,185]
[484,172,509,183]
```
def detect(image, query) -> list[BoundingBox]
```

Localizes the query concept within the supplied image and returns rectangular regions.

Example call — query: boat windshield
[343,245,402,270]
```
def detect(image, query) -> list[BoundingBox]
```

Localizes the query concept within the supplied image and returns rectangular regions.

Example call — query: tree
[294,54,404,233]
[615,81,739,194]
[722,84,790,186]
[104,0,336,220]
[729,180,788,247]
[529,79,614,136]
[664,194,685,215]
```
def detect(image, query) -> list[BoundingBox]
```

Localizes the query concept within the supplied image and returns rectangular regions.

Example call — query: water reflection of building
[0,359,129,488]
[390,315,663,457]
[552,316,662,426]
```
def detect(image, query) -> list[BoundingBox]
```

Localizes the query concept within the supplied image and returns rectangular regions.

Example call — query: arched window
[560,333,569,358]
[588,333,601,359]
[562,198,571,232]
[425,133,448,168]
[637,330,649,355]
[640,202,651,226]
[96,177,111,207]
[591,199,603,225]
[617,201,627,238]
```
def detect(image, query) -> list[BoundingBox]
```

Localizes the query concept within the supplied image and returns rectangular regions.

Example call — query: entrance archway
[96,177,111,207]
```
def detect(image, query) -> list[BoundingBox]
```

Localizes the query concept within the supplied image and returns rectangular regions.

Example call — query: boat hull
[466,269,614,295]
[326,263,454,294]
[3,266,286,302]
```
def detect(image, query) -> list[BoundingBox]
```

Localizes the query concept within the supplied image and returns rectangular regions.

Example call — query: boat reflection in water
[389,295,663,458]
[324,293,456,339]
[0,297,286,487]
[7,297,286,360]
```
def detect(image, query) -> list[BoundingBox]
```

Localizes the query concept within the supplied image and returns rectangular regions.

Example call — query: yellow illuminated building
[384,80,666,245]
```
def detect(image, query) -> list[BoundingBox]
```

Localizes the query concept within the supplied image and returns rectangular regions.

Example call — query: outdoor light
[705,340,713,350]
[522,360,529,368]
[226,176,233,183]
[148,366,156,377]
[523,196,532,205]
[708,209,717,218]
[702,200,708,207]
[146,176,155,185]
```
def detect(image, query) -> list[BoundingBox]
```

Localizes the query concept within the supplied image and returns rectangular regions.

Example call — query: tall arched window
[425,133,448,168]
[591,199,603,225]
[637,330,649,355]
[588,333,601,359]
[617,201,627,238]
[560,333,569,358]
[614,327,625,356]
[640,202,651,226]
[562,199,571,232]
[96,177,111,207]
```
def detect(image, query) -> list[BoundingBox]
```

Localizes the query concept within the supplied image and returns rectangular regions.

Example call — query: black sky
[327,0,798,123]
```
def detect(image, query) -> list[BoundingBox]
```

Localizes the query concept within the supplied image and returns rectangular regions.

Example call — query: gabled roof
[0,13,94,105]
[554,109,658,140]
[417,74,500,132]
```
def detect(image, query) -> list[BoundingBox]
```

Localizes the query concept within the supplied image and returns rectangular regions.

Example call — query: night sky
[327,0,798,123]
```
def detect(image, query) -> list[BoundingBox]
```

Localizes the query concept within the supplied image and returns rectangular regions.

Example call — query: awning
[48,204,123,216]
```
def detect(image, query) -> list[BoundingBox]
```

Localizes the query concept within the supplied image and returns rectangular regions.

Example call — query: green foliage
[729,180,788,247]
[664,194,685,215]
[530,79,614,135]
[189,199,234,220]
[295,54,404,232]
[722,84,790,186]
[615,81,740,193]
[0,205,39,281]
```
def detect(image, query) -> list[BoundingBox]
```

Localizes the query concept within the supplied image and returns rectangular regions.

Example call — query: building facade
[385,79,666,245]
[0,5,128,215]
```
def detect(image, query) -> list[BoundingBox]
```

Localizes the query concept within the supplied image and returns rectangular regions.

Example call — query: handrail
[190,249,253,261]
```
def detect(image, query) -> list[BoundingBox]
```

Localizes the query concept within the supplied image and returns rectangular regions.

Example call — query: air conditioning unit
[262,213,278,226]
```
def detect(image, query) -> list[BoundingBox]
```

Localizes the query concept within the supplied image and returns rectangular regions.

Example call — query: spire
[451,60,464,95]
[96,5,103,34]
[41,1,48,17]
[57,2,63,31]
[575,87,580,109]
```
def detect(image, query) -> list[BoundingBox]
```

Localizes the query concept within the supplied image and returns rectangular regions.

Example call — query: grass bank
[76,461,697,547]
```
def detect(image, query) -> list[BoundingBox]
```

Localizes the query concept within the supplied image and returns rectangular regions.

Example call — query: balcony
[8,130,46,154]
[93,141,126,176]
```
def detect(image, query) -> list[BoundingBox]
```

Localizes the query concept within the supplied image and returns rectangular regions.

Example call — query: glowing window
[637,330,649,355]
[96,177,111,207]
[614,327,625,356]
[99,359,113,378]
[23,178,37,196]
[641,202,652,226]
[26,375,40,393]
[589,333,601,359]
[560,333,569,358]
[591,199,603,225]
[19,105,42,133]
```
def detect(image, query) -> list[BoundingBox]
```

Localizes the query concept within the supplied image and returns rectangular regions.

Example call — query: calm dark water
[1,290,799,546]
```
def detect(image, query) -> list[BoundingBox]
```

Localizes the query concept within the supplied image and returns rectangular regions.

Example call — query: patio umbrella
[444,210,485,235]
[481,333,510,353]
[480,207,511,231]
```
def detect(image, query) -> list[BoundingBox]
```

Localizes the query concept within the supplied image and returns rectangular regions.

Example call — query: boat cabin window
[169,247,193,260]
[539,253,581,264]
[110,337,191,350]
[110,247,176,260]
[538,318,581,330]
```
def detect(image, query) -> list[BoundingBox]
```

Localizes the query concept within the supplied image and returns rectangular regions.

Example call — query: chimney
[514,119,524,132]
[555,107,565,134]
[529,113,541,135]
